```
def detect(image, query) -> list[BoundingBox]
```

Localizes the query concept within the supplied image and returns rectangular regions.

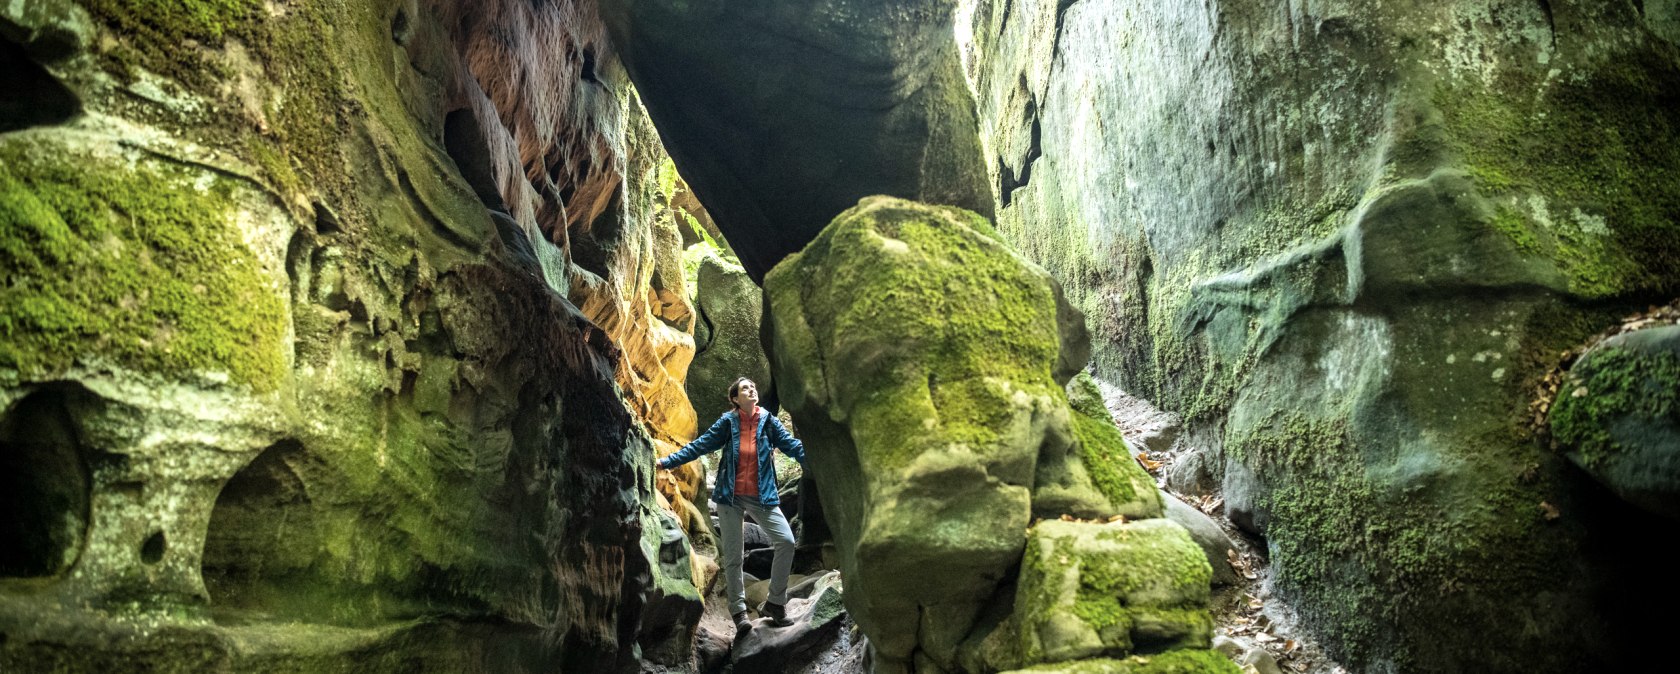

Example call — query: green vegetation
[1016,520,1213,665]
[769,197,1063,472]
[1434,56,1680,298]
[1070,412,1152,512]
[1230,411,1554,667]
[1015,650,1241,673]
[1550,344,1680,469]
[0,141,286,390]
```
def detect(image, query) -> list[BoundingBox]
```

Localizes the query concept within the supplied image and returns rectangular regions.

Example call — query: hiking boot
[762,601,792,627]
[733,611,753,634]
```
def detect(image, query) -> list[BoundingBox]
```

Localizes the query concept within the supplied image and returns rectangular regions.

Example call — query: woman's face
[732,380,759,411]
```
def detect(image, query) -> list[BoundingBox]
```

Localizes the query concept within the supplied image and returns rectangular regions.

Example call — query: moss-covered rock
[1,0,695,669]
[765,196,1071,665]
[1037,373,1161,521]
[1006,649,1242,674]
[0,140,287,392]
[1014,519,1213,666]
[1551,325,1680,519]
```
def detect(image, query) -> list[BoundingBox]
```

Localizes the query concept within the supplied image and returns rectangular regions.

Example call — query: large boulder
[597,0,994,282]
[765,196,1072,668]
[1551,325,1680,519]
[961,0,1680,671]
[685,250,772,417]
[765,196,1199,671]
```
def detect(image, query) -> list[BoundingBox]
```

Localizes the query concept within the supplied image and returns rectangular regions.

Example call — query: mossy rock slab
[1015,519,1213,666]
[1004,649,1241,673]
[764,195,1090,663]
[1551,325,1680,520]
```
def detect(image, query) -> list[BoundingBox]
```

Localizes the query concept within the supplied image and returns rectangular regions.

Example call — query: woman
[657,377,805,633]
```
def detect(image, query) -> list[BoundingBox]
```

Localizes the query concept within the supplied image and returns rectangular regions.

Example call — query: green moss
[1071,408,1151,513]
[1433,55,1680,298]
[1017,520,1212,664]
[1232,411,1553,667]
[83,0,259,42]
[0,141,286,390]
[1014,650,1242,673]
[1550,345,1680,468]
[775,198,1063,472]
[1487,204,1539,253]
[79,0,260,87]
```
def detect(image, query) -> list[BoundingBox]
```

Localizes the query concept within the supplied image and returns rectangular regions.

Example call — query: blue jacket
[659,407,805,506]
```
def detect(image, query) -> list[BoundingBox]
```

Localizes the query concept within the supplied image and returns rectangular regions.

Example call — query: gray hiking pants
[717,496,796,615]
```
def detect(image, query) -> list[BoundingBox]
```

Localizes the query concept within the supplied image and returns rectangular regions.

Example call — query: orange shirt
[735,407,760,497]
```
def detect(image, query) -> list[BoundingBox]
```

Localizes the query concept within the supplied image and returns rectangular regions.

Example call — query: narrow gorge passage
[4,1,1679,674]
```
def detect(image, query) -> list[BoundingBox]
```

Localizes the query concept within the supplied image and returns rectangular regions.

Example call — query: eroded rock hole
[140,531,166,564]
[391,6,413,46]
[580,47,600,85]
[0,37,81,133]
[442,108,508,211]
[203,439,313,610]
[0,387,92,578]
[312,200,343,234]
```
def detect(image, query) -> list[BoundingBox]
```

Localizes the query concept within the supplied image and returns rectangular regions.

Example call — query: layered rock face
[764,197,1231,673]
[597,0,995,282]
[962,0,1680,671]
[2,0,699,670]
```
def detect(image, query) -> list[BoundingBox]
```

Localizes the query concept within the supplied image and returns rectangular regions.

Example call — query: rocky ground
[1097,378,1350,674]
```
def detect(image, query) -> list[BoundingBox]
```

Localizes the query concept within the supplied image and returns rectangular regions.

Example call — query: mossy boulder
[1014,519,1213,666]
[764,195,1098,667]
[1551,325,1680,519]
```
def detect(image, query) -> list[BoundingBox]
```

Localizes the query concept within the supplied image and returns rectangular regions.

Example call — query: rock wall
[961,0,1680,671]
[1,0,699,670]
